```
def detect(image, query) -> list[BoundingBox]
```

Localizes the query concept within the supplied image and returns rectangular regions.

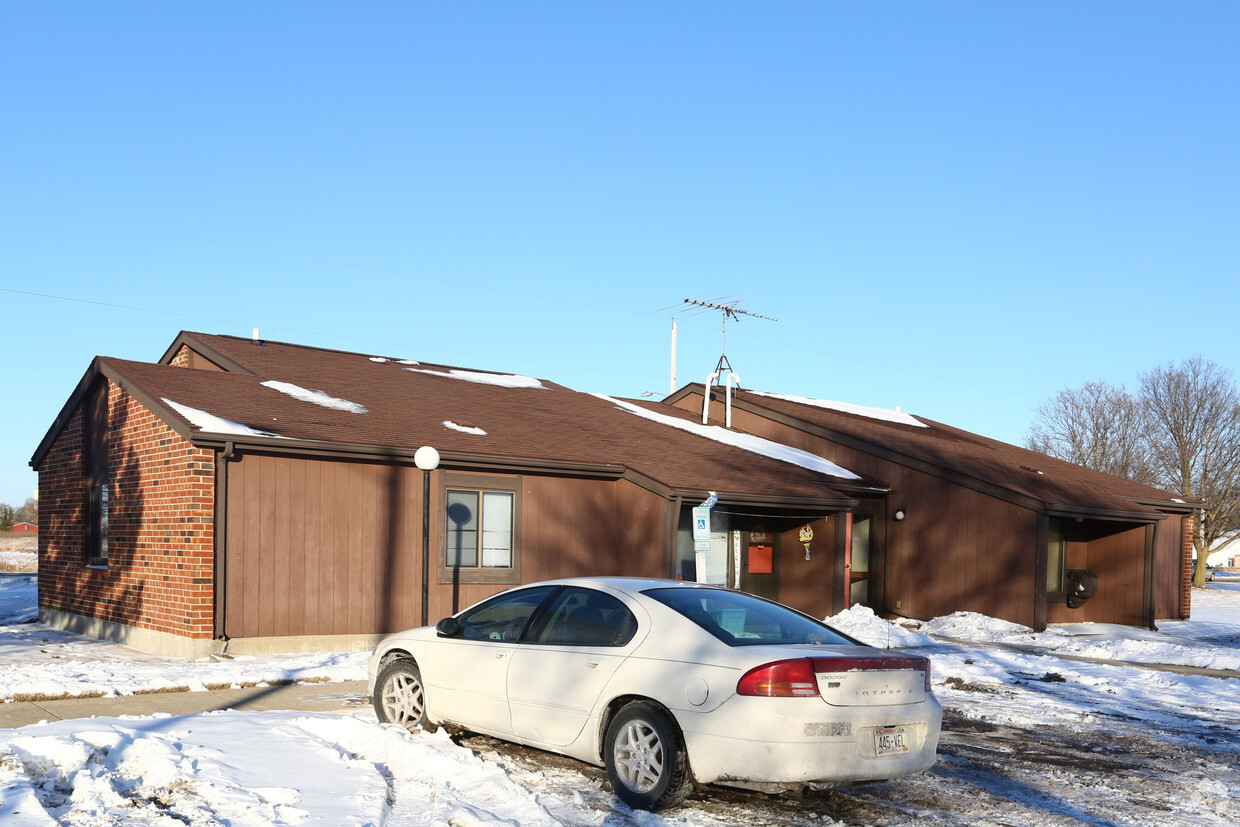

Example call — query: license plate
[874,726,910,756]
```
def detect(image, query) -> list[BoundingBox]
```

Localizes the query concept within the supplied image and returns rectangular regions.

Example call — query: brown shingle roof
[52,332,885,510]
[717,389,1193,518]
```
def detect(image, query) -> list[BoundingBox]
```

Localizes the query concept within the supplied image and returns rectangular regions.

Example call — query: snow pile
[0,712,567,826]
[826,604,932,648]
[922,611,1043,642]
[260,380,368,414]
[919,608,1240,671]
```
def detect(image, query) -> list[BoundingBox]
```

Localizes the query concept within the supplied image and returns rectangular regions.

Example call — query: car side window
[529,587,638,647]
[456,586,557,642]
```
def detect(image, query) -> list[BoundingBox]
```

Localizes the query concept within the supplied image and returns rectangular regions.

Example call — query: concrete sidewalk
[0,679,370,729]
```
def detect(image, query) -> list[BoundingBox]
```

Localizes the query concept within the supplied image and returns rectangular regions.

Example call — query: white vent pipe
[725,372,740,428]
[701,372,719,424]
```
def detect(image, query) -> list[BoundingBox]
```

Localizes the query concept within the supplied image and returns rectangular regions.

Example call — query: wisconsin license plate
[874,726,910,756]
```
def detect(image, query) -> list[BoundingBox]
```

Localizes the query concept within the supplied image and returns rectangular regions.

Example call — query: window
[84,379,111,567]
[1047,518,1066,594]
[644,586,855,647]
[440,473,521,585]
[455,586,557,641]
[86,481,109,566]
[528,587,638,647]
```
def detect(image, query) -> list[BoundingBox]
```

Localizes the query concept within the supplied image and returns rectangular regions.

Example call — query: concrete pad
[0,680,370,730]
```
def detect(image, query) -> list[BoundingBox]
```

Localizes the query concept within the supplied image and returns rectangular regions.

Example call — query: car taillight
[737,659,821,697]
[810,655,932,692]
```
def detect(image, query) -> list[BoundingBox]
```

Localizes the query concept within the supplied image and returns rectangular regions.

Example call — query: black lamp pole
[414,446,440,627]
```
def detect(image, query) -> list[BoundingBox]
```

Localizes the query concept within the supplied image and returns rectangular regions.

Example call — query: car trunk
[811,654,930,707]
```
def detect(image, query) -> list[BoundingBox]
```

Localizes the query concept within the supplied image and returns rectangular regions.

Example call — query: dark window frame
[84,380,111,568]
[85,480,110,567]
[438,472,522,585]
[1047,517,1067,600]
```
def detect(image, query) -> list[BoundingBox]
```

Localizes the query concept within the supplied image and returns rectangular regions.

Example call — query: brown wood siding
[225,454,425,638]
[224,456,670,638]
[775,516,835,617]
[1046,522,1146,626]
[1153,514,1187,620]
[722,404,1041,626]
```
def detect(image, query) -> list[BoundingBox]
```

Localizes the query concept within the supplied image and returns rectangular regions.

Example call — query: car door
[507,586,641,747]
[424,586,557,737]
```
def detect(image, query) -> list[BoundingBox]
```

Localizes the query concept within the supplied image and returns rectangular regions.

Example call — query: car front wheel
[373,658,426,731]
[604,701,693,811]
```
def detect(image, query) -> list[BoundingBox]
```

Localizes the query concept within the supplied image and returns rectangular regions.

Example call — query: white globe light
[414,445,440,471]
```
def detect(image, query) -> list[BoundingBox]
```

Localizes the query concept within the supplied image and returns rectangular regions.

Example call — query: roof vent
[1020,464,1045,475]
[252,328,261,343]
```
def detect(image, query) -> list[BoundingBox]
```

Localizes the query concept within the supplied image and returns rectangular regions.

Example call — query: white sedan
[368,577,941,811]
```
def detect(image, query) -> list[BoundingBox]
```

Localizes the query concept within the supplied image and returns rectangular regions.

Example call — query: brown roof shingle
[58,332,885,510]
[718,388,1193,518]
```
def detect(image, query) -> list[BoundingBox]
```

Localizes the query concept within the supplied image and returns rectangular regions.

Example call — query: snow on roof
[443,420,487,435]
[595,395,862,481]
[161,398,286,438]
[260,381,368,414]
[369,356,421,365]
[406,368,545,389]
[748,390,927,428]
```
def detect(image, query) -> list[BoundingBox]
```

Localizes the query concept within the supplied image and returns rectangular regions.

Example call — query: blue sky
[3,2,1238,506]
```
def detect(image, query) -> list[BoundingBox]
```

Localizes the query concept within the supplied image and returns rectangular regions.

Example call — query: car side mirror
[435,617,461,637]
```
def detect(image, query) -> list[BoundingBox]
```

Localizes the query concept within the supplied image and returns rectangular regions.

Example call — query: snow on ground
[1,565,1237,826]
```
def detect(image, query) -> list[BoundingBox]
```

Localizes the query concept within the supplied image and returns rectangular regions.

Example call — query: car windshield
[643,587,856,647]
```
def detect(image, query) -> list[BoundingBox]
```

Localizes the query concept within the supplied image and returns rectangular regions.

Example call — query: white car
[368,577,942,811]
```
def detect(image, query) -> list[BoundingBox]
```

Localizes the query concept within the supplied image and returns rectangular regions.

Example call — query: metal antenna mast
[682,298,777,381]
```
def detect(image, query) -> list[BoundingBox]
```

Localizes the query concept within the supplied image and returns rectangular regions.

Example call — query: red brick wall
[37,379,217,640]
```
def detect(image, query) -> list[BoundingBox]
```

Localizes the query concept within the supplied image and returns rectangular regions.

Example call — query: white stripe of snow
[443,421,487,435]
[161,398,286,438]
[595,395,861,481]
[748,390,927,428]
[261,380,368,414]
[407,368,544,389]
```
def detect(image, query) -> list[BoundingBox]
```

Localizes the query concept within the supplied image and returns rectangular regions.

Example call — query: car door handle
[494,651,507,660]
[585,659,601,669]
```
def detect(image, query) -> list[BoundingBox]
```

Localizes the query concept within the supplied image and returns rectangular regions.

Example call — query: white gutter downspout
[701,372,719,424]
[725,372,740,428]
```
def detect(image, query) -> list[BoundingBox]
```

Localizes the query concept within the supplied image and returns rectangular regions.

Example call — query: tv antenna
[682,297,777,382]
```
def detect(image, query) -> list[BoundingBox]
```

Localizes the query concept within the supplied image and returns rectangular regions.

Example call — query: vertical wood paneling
[224,455,432,638]
[287,460,306,637]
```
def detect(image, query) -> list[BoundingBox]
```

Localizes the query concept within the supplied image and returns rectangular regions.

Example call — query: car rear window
[643,587,856,647]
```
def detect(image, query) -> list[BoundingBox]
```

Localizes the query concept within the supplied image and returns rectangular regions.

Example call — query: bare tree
[1140,357,1240,587]
[14,497,37,525]
[1026,380,1159,486]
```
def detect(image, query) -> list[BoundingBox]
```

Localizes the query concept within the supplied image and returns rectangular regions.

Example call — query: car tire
[373,658,427,731]
[604,701,693,811]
